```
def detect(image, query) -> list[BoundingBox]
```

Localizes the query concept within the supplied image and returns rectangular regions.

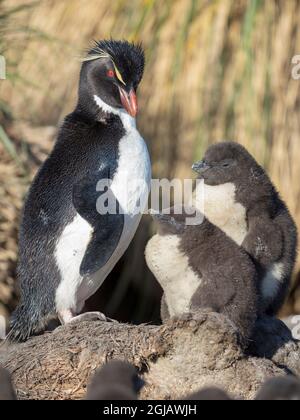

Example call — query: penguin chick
[145,207,259,342]
[0,368,17,400]
[10,40,151,341]
[256,376,300,400]
[86,361,144,400]
[193,142,297,316]
[183,387,232,401]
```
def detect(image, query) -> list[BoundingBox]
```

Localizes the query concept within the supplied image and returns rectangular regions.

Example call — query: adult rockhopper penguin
[10,40,151,341]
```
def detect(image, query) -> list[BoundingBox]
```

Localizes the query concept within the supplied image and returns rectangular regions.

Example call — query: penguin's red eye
[107,69,115,78]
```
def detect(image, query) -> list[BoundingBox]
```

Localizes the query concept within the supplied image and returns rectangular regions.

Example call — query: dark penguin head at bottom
[86,360,144,400]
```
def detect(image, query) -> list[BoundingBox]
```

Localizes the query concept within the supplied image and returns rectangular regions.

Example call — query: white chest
[194,182,248,245]
[146,235,201,317]
[110,123,151,215]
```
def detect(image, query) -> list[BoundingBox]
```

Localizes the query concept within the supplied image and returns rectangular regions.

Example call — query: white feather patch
[146,234,201,317]
[194,182,248,245]
[261,262,285,301]
[55,214,92,313]
[94,94,136,131]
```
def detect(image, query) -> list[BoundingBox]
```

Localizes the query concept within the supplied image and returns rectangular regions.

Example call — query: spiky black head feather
[78,39,145,120]
[86,39,145,89]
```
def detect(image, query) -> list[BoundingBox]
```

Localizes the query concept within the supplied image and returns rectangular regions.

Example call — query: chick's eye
[220,160,232,168]
[107,69,115,78]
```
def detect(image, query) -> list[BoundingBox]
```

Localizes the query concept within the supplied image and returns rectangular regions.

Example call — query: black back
[13,112,124,337]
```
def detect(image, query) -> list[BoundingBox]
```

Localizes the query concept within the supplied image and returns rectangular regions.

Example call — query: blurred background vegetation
[0,0,300,326]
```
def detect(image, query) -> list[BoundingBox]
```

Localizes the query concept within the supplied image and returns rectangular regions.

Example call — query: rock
[0,312,298,400]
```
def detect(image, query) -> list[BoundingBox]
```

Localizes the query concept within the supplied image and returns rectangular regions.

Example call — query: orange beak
[119,87,138,118]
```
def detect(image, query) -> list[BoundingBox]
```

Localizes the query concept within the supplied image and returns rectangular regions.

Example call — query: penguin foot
[69,311,108,323]
[58,310,118,326]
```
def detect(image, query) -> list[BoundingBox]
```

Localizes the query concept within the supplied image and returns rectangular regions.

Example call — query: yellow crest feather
[113,63,126,85]
[81,48,126,85]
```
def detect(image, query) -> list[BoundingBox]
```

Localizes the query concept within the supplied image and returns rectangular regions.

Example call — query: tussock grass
[4,1,299,220]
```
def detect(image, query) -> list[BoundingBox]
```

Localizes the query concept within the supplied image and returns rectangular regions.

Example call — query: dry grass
[1,0,300,314]
[0,141,24,318]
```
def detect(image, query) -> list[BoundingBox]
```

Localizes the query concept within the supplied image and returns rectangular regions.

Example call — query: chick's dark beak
[192,160,210,174]
[119,87,138,117]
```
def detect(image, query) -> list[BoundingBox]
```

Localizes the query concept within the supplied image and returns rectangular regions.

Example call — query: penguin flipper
[242,217,283,265]
[79,217,124,276]
[73,168,124,276]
